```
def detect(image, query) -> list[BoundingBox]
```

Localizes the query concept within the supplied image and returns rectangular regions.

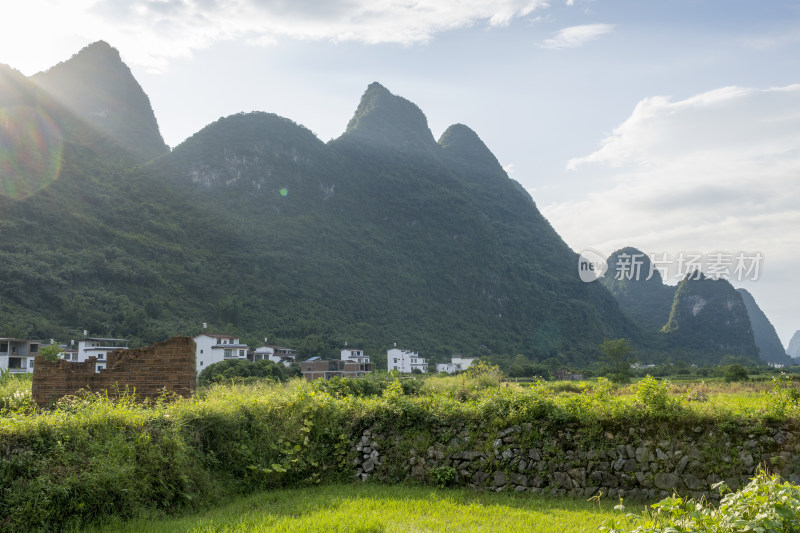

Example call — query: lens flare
[0,106,63,200]
[279,187,288,197]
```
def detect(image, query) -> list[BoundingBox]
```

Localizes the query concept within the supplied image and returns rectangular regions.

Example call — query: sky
[2,0,799,347]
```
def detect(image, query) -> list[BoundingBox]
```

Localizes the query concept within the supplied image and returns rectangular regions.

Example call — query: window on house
[200,361,204,366]
[0,343,7,352]
[200,349,203,354]
[30,344,39,353]
[224,349,232,357]
[394,359,398,364]
[29,359,34,368]
[217,339,221,344]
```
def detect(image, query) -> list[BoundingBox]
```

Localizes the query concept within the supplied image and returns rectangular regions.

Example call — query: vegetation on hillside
[0,61,640,368]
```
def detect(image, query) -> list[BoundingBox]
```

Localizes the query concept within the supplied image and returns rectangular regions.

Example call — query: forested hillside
[0,43,638,368]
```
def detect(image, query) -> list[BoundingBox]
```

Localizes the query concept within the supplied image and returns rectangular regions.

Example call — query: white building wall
[194,334,249,374]
[341,349,371,364]
[451,356,476,372]
[76,338,128,372]
[436,363,456,374]
[435,356,476,374]
[0,339,40,374]
[387,348,427,373]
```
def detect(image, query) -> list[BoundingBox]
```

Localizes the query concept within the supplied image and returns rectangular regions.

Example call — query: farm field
[87,482,628,533]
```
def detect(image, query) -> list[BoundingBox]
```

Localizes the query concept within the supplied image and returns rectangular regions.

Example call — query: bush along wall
[351,420,800,502]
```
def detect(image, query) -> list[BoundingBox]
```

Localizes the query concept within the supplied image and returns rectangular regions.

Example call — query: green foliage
[3,374,800,530]
[464,360,503,382]
[0,371,33,414]
[723,364,749,382]
[768,374,800,418]
[198,359,300,385]
[601,338,634,383]
[428,465,457,488]
[633,375,679,415]
[311,372,422,397]
[604,471,800,532]
[508,354,551,379]
[38,343,62,362]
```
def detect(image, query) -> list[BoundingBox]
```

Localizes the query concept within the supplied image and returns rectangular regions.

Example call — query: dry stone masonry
[352,421,800,500]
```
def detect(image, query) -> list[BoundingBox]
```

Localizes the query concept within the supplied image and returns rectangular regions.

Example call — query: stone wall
[352,421,800,500]
[32,336,196,406]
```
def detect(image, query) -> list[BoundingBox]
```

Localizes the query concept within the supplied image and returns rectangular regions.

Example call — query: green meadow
[89,483,626,533]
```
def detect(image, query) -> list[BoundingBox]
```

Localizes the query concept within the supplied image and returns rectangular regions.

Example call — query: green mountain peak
[439,123,504,178]
[32,41,168,161]
[661,273,758,361]
[341,82,437,151]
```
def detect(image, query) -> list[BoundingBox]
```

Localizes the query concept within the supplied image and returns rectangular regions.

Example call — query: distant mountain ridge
[0,42,790,369]
[737,289,793,366]
[788,331,800,359]
[662,273,758,361]
[601,247,774,364]
[152,82,638,362]
[0,47,638,366]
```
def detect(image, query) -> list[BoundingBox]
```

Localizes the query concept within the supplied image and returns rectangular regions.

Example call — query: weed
[428,465,457,488]
[603,470,800,532]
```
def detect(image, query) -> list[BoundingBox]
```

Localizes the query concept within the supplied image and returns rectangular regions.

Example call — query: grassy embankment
[1,369,799,531]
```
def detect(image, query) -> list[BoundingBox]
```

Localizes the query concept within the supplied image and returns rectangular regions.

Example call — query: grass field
[89,483,634,533]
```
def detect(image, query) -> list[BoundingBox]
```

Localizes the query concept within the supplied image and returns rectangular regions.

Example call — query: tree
[600,338,635,383]
[724,363,749,382]
[38,344,62,362]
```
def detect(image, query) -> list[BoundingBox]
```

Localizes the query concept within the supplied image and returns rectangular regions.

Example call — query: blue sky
[3,0,800,346]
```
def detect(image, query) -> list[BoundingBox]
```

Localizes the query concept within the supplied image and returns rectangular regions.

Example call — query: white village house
[435,354,477,374]
[0,338,41,374]
[193,333,249,374]
[387,348,428,373]
[74,336,129,372]
[56,334,129,373]
[250,344,297,366]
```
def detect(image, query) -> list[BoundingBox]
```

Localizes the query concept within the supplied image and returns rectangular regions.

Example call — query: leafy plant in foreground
[601,470,800,532]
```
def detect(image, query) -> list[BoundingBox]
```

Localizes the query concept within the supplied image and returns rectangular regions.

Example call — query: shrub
[198,358,299,385]
[428,465,457,488]
[768,374,800,417]
[723,364,749,382]
[603,471,800,532]
[633,375,678,415]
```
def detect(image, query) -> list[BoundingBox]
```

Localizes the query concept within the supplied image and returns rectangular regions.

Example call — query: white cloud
[0,0,551,73]
[544,84,800,338]
[539,23,613,49]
